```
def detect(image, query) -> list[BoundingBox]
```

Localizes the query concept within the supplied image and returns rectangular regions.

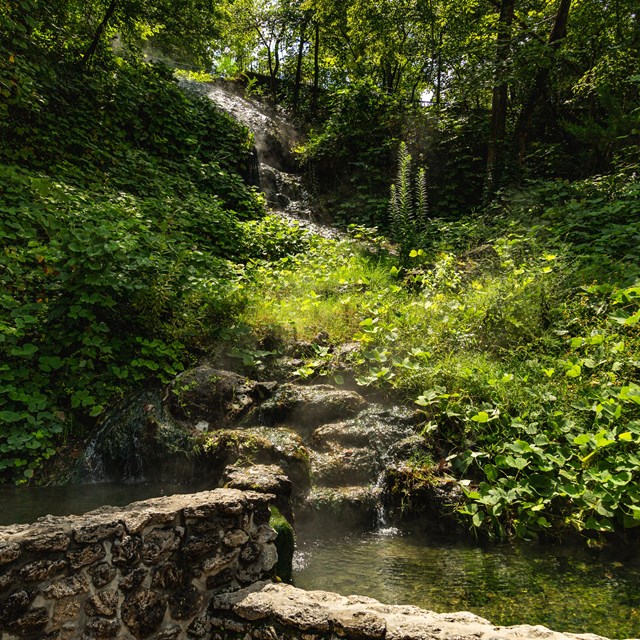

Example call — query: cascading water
[179,78,343,239]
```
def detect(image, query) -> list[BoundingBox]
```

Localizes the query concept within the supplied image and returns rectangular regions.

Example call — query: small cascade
[372,473,400,537]
[180,78,344,239]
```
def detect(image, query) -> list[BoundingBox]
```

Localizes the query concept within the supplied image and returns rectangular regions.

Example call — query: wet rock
[121,588,166,638]
[167,367,276,427]
[73,387,198,484]
[202,428,311,497]
[84,590,118,617]
[254,383,368,431]
[310,448,380,487]
[311,405,418,451]
[383,465,464,526]
[301,486,381,527]
[89,563,117,588]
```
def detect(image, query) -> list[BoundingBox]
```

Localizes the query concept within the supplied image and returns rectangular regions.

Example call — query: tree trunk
[435,31,443,106]
[293,20,308,112]
[272,43,280,101]
[81,0,119,69]
[312,21,320,114]
[485,0,516,195]
[514,0,572,164]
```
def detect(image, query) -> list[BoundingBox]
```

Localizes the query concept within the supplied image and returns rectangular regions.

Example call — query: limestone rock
[22,529,70,553]
[84,590,118,617]
[167,366,277,426]
[5,606,49,635]
[67,543,106,569]
[222,464,294,523]
[121,588,166,638]
[112,534,142,566]
[142,528,181,565]
[18,559,66,582]
[89,563,117,588]
[85,616,121,638]
[0,541,20,565]
[168,585,204,620]
[254,383,368,431]
[119,567,148,591]
[43,575,89,599]
[222,529,249,548]
[212,582,612,640]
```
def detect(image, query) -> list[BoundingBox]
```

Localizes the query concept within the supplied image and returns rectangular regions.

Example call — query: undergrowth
[235,168,640,543]
[0,58,275,483]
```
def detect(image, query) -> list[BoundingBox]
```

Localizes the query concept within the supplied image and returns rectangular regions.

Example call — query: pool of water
[293,521,640,639]
[2,485,639,638]
[0,482,201,526]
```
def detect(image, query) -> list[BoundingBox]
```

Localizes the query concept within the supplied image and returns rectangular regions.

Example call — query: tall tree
[514,0,572,163]
[485,0,516,194]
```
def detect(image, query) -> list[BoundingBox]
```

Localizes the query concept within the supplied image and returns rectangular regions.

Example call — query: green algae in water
[293,524,640,638]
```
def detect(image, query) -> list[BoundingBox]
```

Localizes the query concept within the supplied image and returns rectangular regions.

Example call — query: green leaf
[565,364,582,378]
[471,411,490,423]
[483,464,499,481]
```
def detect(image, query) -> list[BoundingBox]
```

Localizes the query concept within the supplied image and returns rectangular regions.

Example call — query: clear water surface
[2,484,639,638]
[293,520,640,639]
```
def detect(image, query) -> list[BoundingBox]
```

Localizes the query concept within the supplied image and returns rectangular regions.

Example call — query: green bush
[0,58,265,483]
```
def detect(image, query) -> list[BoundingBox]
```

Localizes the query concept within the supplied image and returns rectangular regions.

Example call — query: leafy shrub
[0,57,266,483]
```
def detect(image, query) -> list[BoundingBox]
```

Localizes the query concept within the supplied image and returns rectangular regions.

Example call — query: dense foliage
[233,165,640,543]
[2,0,640,549]
[0,1,270,481]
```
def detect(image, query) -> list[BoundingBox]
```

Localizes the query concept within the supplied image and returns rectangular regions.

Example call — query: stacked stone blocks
[0,489,276,639]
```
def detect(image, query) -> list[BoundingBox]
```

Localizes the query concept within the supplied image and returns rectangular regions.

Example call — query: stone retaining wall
[0,489,276,639]
[209,582,609,640]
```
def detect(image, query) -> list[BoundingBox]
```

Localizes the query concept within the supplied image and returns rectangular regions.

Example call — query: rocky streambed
[75,365,455,528]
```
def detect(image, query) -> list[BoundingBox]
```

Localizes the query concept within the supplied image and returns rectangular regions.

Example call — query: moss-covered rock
[269,506,295,583]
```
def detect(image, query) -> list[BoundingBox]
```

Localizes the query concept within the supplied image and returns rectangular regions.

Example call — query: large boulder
[167,367,277,428]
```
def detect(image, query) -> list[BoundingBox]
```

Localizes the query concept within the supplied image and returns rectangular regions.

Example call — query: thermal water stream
[2,483,639,638]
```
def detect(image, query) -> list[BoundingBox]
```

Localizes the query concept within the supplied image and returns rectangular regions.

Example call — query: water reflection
[293,521,640,638]
[0,483,200,526]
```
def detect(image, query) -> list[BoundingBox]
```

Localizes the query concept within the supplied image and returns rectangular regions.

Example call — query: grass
[229,178,640,543]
